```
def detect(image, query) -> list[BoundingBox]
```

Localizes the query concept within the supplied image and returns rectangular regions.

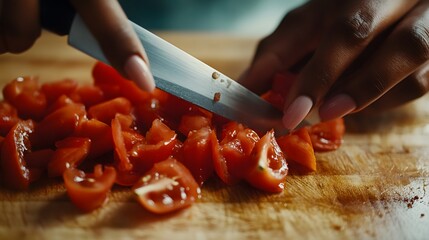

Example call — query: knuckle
[398,23,429,62]
[409,71,429,98]
[335,11,375,44]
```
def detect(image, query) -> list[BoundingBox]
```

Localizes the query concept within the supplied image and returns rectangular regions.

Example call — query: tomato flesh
[132,158,200,214]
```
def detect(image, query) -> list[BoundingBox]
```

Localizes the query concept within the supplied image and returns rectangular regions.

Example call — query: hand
[239,0,429,129]
[0,0,155,92]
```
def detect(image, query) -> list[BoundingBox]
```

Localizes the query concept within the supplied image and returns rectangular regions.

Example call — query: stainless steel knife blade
[68,15,309,135]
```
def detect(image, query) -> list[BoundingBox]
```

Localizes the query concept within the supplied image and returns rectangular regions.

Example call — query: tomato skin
[48,137,91,177]
[111,114,133,172]
[88,97,132,124]
[181,127,215,185]
[276,128,316,171]
[70,85,105,108]
[63,164,116,212]
[0,101,20,137]
[0,120,35,190]
[245,130,288,193]
[178,115,211,137]
[309,118,345,152]
[132,158,200,214]
[32,103,87,149]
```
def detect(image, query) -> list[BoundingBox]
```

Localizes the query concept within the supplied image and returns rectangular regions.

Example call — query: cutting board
[0,32,428,240]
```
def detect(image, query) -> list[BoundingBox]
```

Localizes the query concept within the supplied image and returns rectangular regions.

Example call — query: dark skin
[1,0,428,130]
[240,0,429,129]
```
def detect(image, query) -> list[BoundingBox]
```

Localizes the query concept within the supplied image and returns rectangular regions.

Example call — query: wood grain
[1,31,429,240]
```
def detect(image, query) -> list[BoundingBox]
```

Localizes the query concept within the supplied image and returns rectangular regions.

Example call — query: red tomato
[0,101,20,137]
[70,85,105,108]
[132,158,200,214]
[44,95,76,116]
[0,120,35,190]
[31,103,86,149]
[181,127,216,185]
[88,97,132,124]
[130,119,178,174]
[212,122,259,184]
[92,61,150,103]
[111,114,133,172]
[276,128,316,171]
[41,79,78,104]
[2,76,47,121]
[63,164,116,212]
[309,118,345,152]
[245,130,288,193]
[178,115,211,136]
[48,137,91,177]
[74,119,113,160]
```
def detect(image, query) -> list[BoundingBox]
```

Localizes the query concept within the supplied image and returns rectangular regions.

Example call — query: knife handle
[40,0,76,35]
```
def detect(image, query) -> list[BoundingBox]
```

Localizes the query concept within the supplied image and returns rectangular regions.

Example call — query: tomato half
[0,120,35,190]
[63,164,116,212]
[308,118,345,152]
[132,158,200,214]
[245,130,288,193]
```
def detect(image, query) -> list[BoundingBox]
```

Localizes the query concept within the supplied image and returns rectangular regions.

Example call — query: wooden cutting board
[0,32,428,240]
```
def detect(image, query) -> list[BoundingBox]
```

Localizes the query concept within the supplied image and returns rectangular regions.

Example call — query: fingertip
[319,94,356,122]
[124,55,156,92]
[282,95,313,130]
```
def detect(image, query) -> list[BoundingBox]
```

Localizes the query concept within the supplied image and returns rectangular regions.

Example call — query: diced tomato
[48,137,91,177]
[129,119,178,174]
[0,101,20,137]
[111,114,133,172]
[181,127,216,185]
[70,85,105,108]
[178,115,211,136]
[92,61,150,103]
[31,103,86,149]
[88,97,132,124]
[308,118,345,152]
[41,79,78,104]
[245,130,288,193]
[63,164,116,212]
[74,119,113,160]
[25,149,55,169]
[132,158,200,214]
[276,128,316,171]
[0,120,35,190]
[44,95,76,116]
[212,122,259,184]
[2,77,47,121]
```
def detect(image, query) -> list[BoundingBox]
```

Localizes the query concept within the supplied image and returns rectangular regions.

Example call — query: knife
[41,2,313,135]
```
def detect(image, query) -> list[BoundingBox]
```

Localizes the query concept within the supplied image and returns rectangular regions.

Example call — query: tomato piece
[132,158,200,214]
[178,115,211,136]
[63,164,116,212]
[2,77,47,121]
[133,97,164,132]
[41,79,78,104]
[0,101,20,137]
[25,149,55,169]
[276,128,316,171]
[181,127,216,185]
[212,122,259,184]
[0,120,35,190]
[70,85,105,108]
[309,118,345,152]
[130,119,178,174]
[88,97,132,124]
[48,137,91,177]
[92,61,150,103]
[74,119,113,160]
[245,130,288,193]
[31,103,86,149]
[44,95,76,116]
[111,114,133,172]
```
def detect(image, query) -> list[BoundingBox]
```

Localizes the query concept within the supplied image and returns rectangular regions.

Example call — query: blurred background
[120,0,307,36]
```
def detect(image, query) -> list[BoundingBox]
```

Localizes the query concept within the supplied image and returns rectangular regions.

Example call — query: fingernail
[124,55,156,92]
[319,94,356,121]
[282,95,313,130]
